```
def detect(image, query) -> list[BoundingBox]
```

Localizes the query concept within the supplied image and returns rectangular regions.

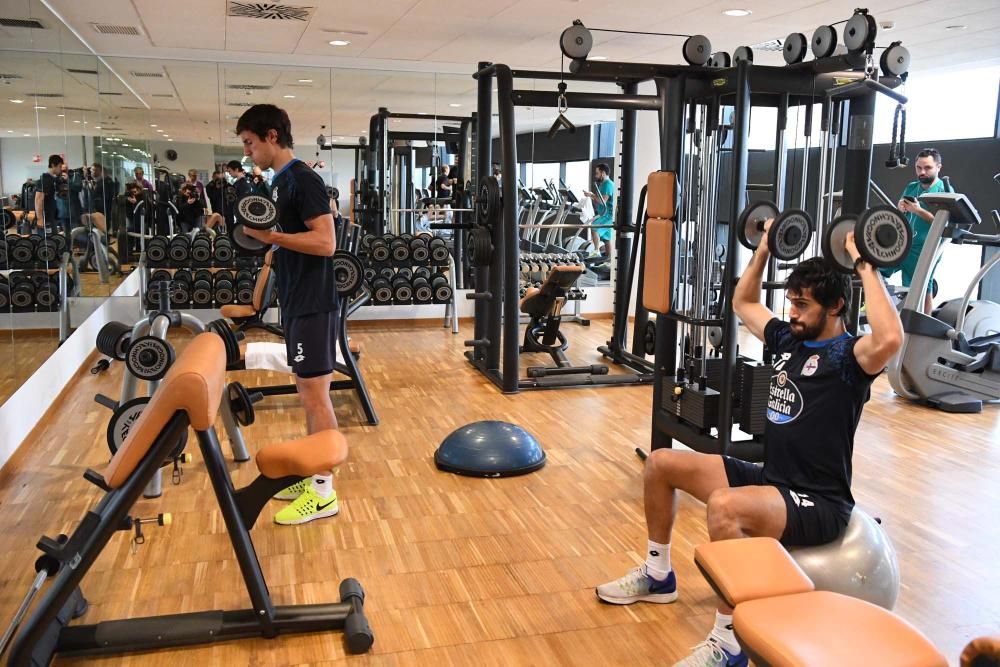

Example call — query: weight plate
[208,319,242,367]
[35,284,57,308]
[822,215,858,273]
[477,176,502,227]
[560,23,593,60]
[147,243,167,263]
[430,243,450,263]
[106,397,149,455]
[769,208,813,261]
[683,34,712,66]
[880,43,910,77]
[36,240,57,263]
[811,25,838,59]
[844,12,874,52]
[333,250,364,297]
[644,320,656,355]
[191,244,212,262]
[469,227,494,267]
[236,194,278,231]
[733,46,754,64]
[370,242,391,263]
[126,336,175,382]
[412,245,430,262]
[736,200,780,251]
[784,32,808,65]
[12,240,33,264]
[232,224,268,255]
[856,205,912,268]
[708,51,731,69]
[227,381,256,427]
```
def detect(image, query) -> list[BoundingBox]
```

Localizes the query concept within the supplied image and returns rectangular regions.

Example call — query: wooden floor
[0,317,998,666]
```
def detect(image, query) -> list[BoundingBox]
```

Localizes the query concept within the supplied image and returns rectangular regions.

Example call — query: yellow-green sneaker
[274,486,339,525]
[273,478,310,501]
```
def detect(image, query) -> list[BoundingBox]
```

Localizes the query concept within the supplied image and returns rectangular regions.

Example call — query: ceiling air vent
[31,93,64,98]
[66,68,98,75]
[151,93,174,98]
[130,71,164,78]
[118,106,144,110]
[227,84,271,90]
[99,91,123,96]
[0,73,24,80]
[228,101,254,107]
[62,106,96,112]
[91,23,142,36]
[0,17,46,29]
[227,2,314,21]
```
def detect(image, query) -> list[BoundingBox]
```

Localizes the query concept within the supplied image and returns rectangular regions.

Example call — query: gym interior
[1,1,999,665]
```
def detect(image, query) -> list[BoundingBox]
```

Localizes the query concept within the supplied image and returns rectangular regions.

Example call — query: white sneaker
[595,565,678,605]
[673,637,747,667]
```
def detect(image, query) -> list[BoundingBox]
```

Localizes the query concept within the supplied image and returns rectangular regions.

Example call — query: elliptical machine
[887,192,1000,412]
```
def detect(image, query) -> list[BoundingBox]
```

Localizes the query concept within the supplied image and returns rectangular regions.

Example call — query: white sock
[710,612,740,654]
[644,540,671,580]
[310,474,334,499]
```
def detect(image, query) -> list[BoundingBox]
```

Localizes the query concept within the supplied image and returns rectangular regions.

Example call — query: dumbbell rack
[0,252,74,342]
[360,233,459,334]
[518,252,591,327]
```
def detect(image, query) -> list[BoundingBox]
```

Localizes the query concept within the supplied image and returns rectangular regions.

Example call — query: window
[564,160,591,196]
[529,162,560,190]
[874,65,1000,144]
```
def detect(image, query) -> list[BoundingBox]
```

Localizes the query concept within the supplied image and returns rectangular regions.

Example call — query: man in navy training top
[596,223,904,667]
[238,103,342,526]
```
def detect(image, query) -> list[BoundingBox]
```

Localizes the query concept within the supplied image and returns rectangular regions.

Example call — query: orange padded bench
[642,171,677,315]
[221,249,276,323]
[694,537,947,667]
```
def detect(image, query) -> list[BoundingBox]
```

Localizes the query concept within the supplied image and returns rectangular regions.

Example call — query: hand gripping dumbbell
[736,201,813,261]
[231,193,278,256]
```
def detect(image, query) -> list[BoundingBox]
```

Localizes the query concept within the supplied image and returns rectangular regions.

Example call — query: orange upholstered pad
[221,304,256,319]
[256,429,349,479]
[694,537,814,607]
[646,171,677,220]
[734,591,947,667]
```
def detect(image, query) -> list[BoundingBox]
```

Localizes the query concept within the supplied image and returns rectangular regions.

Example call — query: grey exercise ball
[789,508,901,610]
[435,420,545,477]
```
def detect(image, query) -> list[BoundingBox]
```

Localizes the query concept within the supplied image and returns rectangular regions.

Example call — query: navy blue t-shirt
[270,159,338,320]
[763,318,879,517]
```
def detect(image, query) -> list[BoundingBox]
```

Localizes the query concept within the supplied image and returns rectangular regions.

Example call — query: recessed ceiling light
[417,112,427,115]
[73,120,81,123]
[23,133,30,136]
[723,9,752,16]
[94,126,101,129]
[10,99,23,104]
[57,114,64,117]
[167,138,173,142]
[945,24,967,30]
[5,130,12,133]
[283,94,295,98]
[298,79,313,83]
[361,130,367,133]
[34,105,46,110]
[449,103,462,108]
[328,40,351,46]
[150,124,157,127]
[156,129,163,132]
[590,55,608,61]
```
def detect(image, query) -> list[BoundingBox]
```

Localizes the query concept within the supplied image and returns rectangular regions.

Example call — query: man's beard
[789,318,825,341]
[918,175,935,184]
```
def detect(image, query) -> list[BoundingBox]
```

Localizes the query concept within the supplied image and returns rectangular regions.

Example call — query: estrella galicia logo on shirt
[767,370,803,424]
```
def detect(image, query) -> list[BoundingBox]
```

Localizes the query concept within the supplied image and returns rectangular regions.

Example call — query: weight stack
[663,380,720,431]
[737,361,772,436]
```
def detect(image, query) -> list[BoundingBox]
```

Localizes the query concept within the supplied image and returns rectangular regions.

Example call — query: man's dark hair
[596,162,610,175]
[91,162,102,172]
[786,257,852,321]
[226,160,245,172]
[235,104,294,148]
[916,147,942,164]
[48,154,64,168]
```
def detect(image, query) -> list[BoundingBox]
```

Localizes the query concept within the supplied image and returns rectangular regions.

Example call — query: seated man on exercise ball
[595,226,904,667]
[238,103,342,526]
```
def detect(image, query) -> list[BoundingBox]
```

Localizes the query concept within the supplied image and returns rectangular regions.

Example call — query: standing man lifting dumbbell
[237,104,342,525]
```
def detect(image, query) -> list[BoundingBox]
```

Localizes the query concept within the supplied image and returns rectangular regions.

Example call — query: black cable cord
[588,27,691,38]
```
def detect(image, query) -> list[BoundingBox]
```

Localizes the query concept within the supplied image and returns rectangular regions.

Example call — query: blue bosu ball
[434,421,546,477]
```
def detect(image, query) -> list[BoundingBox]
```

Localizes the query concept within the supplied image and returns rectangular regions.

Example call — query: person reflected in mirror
[584,162,614,258]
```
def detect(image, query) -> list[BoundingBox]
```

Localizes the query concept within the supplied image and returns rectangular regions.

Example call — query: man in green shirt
[881,148,948,314]
[585,163,615,257]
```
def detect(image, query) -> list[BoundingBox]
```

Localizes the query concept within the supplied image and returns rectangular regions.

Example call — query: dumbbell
[190,269,214,308]
[428,237,450,264]
[214,270,236,305]
[0,275,9,310]
[823,206,912,274]
[412,276,433,303]
[171,269,192,307]
[391,275,412,302]
[10,235,35,265]
[371,277,393,304]
[213,235,234,264]
[35,236,61,263]
[9,272,35,309]
[189,235,213,264]
[378,267,395,281]
[363,267,377,283]
[390,237,411,264]
[736,201,813,261]
[33,272,59,309]
[431,274,453,303]
[413,266,432,281]
[146,236,169,264]
[0,240,8,270]
[232,193,279,256]
[399,233,413,243]
[360,234,375,251]
[410,236,430,263]
[369,237,391,263]
[168,235,191,263]
[396,267,413,281]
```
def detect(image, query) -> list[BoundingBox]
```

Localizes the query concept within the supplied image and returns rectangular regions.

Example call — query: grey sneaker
[673,638,747,667]
[595,565,678,604]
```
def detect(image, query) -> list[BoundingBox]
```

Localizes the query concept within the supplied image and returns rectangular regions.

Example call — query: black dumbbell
[369,237,390,263]
[391,275,412,302]
[431,274,453,303]
[390,238,410,263]
[413,266,432,281]
[168,235,191,263]
[0,274,11,310]
[171,269,192,307]
[150,269,172,284]
[235,278,254,304]
[397,267,413,280]
[35,236,60,263]
[213,236,234,264]
[412,276,433,303]
[146,236,169,264]
[363,267,377,283]
[371,277,393,304]
[428,237,450,264]
[214,270,236,304]
[33,272,59,309]
[191,269,214,308]
[399,233,413,243]
[378,267,395,281]
[410,236,430,263]
[9,271,35,308]
[0,241,8,270]
[11,236,35,265]
[190,236,213,264]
